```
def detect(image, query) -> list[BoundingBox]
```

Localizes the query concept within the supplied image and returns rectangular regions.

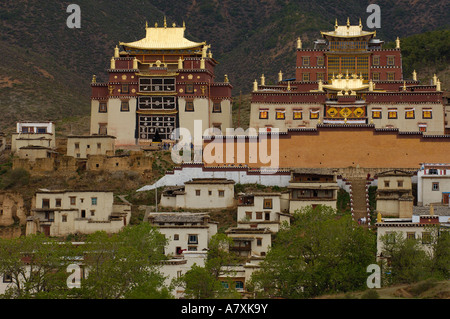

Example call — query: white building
[26,189,131,237]
[417,163,450,206]
[11,122,56,154]
[236,192,290,232]
[376,206,450,258]
[160,178,235,210]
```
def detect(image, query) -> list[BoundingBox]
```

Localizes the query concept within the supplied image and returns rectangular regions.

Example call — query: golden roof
[120,23,206,50]
[321,19,376,39]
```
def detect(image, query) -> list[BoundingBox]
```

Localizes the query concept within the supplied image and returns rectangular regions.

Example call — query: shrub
[360,290,380,299]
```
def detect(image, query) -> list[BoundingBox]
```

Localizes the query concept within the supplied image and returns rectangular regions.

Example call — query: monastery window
[387,72,395,81]
[263,199,273,209]
[372,55,380,66]
[316,73,324,81]
[259,110,269,120]
[422,109,432,119]
[310,109,320,119]
[91,197,97,206]
[37,127,47,134]
[139,78,175,92]
[422,232,432,244]
[99,102,107,113]
[372,109,382,119]
[99,123,107,135]
[406,232,416,240]
[188,234,198,244]
[302,73,310,82]
[246,212,252,219]
[174,234,179,241]
[302,57,310,67]
[42,199,50,209]
[387,56,395,66]
[384,181,390,188]
[2,273,12,283]
[97,143,101,150]
[432,182,439,191]
[276,110,286,120]
[185,101,195,112]
[70,197,76,205]
[121,101,130,112]
[218,190,225,197]
[428,169,438,175]
[419,124,427,132]
[397,180,404,188]
[186,84,194,94]
[388,109,397,119]
[317,56,324,67]
[55,198,61,207]
[213,102,222,113]
[293,110,303,120]
[405,108,415,119]
[372,72,380,81]
[121,84,129,94]
[256,212,263,220]
[385,232,396,244]
[90,210,95,216]
[75,143,80,149]
[62,215,67,223]
[208,190,212,196]
[265,212,270,221]
[195,190,201,196]
[257,238,262,247]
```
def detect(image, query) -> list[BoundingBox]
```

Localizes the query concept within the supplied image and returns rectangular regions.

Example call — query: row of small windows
[185,101,222,113]
[371,108,433,120]
[260,108,433,121]
[301,55,395,68]
[41,197,98,208]
[99,101,130,113]
[300,72,397,81]
[259,109,319,120]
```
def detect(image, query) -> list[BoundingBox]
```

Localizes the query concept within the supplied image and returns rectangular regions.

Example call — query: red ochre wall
[202,127,450,169]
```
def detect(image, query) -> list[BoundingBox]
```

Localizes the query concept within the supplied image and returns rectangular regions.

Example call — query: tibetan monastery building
[90,19,233,147]
[250,18,447,135]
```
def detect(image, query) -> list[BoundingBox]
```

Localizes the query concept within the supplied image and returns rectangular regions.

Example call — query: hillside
[0,0,449,132]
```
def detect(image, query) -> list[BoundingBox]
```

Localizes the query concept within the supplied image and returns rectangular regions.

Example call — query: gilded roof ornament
[412,70,417,81]
[396,37,400,49]
[164,16,167,28]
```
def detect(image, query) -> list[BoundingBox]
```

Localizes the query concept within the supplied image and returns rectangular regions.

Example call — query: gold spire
[403,81,407,91]
[287,81,291,91]
[183,21,186,29]
[114,45,119,58]
[335,18,338,29]
[377,212,382,223]
[278,70,283,82]
[413,70,417,81]
[261,74,265,86]
[432,74,438,85]
[297,37,302,49]
[146,21,148,28]
[396,37,400,49]
[164,16,167,28]
[436,79,441,91]
[347,17,350,27]
[253,79,258,92]
[178,57,183,69]
[224,74,229,83]
[359,18,362,27]
[91,74,96,84]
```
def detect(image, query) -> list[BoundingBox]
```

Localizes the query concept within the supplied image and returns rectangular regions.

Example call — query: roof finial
[297,37,302,49]
[146,21,148,29]
[396,37,400,49]
[347,17,350,27]
[183,21,186,29]
[335,18,338,29]
[359,18,362,28]
[164,16,167,28]
[412,70,417,81]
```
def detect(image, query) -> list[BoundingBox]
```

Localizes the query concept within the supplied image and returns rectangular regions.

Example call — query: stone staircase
[348,177,371,226]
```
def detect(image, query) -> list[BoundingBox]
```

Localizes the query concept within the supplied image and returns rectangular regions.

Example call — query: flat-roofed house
[237,192,291,232]
[11,122,56,154]
[147,212,218,257]
[160,178,235,210]
[26,189,131,237]
[288,168,339,213]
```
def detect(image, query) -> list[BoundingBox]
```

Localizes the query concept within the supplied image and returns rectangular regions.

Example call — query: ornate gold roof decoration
[322,72,369,94]
[120,20,206,50]
[321,18,376,39]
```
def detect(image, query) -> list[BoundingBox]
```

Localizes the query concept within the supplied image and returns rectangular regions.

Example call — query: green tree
[0,234,76,299]
[250,205,377,298]
[380,232,432,284]
[75,223,171,299]
[177,233,241,299]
